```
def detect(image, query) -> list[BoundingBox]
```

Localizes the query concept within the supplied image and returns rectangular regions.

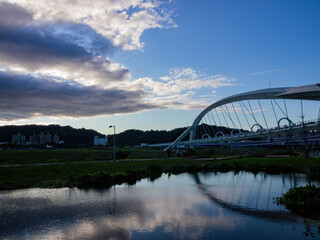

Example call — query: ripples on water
[0,172,319,240]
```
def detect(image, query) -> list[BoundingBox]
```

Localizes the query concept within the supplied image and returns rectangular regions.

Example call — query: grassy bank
[0,148,162,165]
[0,158,203,190]
[0,154,320,190]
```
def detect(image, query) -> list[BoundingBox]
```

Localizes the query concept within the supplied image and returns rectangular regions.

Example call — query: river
[0,171,319,239]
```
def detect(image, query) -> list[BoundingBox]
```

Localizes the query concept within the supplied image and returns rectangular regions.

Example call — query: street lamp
[109,125,116,161]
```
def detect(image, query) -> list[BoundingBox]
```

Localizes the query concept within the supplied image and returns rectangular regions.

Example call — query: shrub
[116,151,129,160]
[77,172,112,188]
[274,185,320,214]
[167,164,186,175]
[147,164,163,180]
[182,148,197,157]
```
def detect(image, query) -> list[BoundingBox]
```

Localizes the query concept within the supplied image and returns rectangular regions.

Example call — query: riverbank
[0,156,319,190]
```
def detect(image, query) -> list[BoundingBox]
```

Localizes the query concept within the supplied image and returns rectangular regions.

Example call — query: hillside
[0,124,235,147]
[0,125,104,147]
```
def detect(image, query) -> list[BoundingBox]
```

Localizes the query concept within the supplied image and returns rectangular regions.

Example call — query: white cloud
[131,67,236,110]
[251,69,281,75]
[2,0,176,51]
[0,1,236,120]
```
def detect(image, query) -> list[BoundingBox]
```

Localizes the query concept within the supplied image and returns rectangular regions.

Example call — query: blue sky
[0,0,319,135]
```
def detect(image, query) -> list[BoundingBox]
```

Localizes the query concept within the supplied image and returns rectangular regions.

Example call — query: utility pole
[109,125,116,161]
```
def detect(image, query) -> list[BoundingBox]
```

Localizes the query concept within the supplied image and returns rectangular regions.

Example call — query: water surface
[0,172,319,239]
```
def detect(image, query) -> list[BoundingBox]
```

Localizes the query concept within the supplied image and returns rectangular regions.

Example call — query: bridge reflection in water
[192,172,318,224]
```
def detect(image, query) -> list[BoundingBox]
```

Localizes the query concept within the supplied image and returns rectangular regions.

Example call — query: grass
[0,148,162,165]
[0,148,319,190]
[0,158,203,190]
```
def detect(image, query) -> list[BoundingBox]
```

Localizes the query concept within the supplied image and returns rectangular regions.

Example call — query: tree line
[0,124,235,147]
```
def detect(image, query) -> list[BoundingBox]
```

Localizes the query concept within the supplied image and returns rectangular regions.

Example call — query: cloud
[0,2,236,120]
[2,0,176,51]
[132,68,236,109]
[0,14,130,87]
[0,1,33,28]
[251,69,281,75]
[0,1,174,89]
[0,71,155,120]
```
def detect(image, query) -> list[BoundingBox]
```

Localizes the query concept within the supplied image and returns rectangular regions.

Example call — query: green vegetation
[0,158,205,190]
[0,148,162,165]
[274,185,320,217]
[0,148,319,190]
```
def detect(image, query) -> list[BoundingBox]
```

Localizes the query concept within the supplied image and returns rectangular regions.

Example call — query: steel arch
[165,84,320,151]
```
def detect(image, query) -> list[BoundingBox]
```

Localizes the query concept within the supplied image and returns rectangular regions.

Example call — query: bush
[167,164,186,175]
[77,171,112,188]
[116,151,129,160]
[274,185,320,214]
[182,148,197,157]
[147,164,163,180]
[309,167,320,180]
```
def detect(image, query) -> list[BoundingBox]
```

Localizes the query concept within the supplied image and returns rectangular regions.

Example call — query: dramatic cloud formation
[0,71,154,120]
[2,0,176,51]
[0,2,130,87]
[0,1,235,121]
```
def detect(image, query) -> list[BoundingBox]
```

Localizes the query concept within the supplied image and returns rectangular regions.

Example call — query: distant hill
[0,124,235,147]
[114,128,189,146]
[0,124,104,147]
[109,123,234,147]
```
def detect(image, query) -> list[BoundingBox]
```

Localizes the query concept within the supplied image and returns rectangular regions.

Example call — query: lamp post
[109,125,116,161]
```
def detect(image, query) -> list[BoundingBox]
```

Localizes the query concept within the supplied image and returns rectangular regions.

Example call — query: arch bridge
[165,84,320,151]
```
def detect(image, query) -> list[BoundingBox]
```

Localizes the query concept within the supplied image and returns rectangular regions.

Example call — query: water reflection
[0,172,319,240]
[193,173,305,223]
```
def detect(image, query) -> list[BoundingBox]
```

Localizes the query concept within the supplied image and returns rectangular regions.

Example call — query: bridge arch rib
[164,84,320,151]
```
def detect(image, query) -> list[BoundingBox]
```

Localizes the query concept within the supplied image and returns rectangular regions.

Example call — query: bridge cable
[215,108,225,134]
[203,115,213,138]
[258,100,269,130]
[220,107,231,135]
[272,99,287,118]
[206,112,217,137]
[209,111,219,135]
[201,117,209,138]
[204,114,213,137]
[266,178,273,211]
[247,100,259,125]
[283,99,289,118]
[239,101,251,130]
[199,121,206,139]
[196,122,203,140]
[300,100,304,125]
[241,101,260,128]
[219,106,231,130]
[223,104,238,129]
[209,111,220,136]
[232,102,243,130]
[270,99,278,125]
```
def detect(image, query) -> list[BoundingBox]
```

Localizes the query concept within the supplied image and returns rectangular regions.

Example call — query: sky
[0,0,319,135]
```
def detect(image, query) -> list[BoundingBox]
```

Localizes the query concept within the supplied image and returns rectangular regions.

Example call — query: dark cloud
[0,26,92,65]
[0,22,130,82]
[0,2,147,120]
[0,2,33,29]
[0,22,115,65]
[0,71,156,120]
[0,2,128,83]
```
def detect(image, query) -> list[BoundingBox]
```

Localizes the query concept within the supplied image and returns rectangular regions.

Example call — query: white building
[94,135,108,146]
